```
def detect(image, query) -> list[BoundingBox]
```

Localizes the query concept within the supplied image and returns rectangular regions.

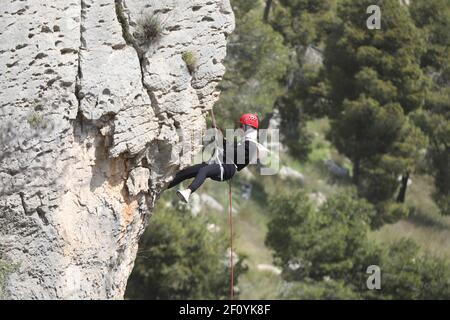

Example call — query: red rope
[228,181,234,300]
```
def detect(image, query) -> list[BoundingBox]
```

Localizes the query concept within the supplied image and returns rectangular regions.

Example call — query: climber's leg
[187,164,222,193]
[167,163,207,189]
[171,163,221,203]
[210,163,237,182]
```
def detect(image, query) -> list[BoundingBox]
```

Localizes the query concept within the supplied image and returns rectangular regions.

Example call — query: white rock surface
[268,108,282,130]
[256,264,282,275]
[399,0,410,6]
[0,0,234,299]
[200,193,224,212]
[224,248,239,267]
[308,191,327,207]
[189,193,202,217]
[279,166,305,183]
[324,159,349,178]
[302,45,323,65]
[126,167,150,197]
[206,223,220,233]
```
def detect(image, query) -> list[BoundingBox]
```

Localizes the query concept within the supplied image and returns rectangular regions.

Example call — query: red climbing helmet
[239,113,259,129]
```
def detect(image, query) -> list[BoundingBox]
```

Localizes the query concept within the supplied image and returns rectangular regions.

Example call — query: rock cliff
[0,0,234,299]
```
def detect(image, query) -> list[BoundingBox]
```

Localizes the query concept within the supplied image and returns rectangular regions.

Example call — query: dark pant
[168,162,236,193]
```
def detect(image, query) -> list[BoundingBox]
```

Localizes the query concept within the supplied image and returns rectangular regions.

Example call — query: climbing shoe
[176,189,191,203]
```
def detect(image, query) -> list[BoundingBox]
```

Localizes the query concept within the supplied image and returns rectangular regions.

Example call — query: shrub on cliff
[133,12,165,46]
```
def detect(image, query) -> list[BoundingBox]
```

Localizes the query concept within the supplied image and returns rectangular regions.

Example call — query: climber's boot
[176,189,191,203]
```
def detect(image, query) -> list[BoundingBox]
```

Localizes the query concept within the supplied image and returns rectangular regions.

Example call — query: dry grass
[370,220,450,258]
[133,13,164,45]
[371,174,450,258]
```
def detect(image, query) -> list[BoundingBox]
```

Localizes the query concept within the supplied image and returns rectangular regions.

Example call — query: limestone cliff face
[0,0,234,299]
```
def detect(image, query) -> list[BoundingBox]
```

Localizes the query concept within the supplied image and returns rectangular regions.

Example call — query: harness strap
[209,128,238,181]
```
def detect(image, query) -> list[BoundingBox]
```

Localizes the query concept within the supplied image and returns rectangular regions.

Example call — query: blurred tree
[270,0,334,47]
[329,97,427,226]
[266,190,378,282]
[126,204,246,299]
[265,190,450,299]
[409,0,450,215]
[412,109,450,215]
[231,0,259,19]
[371,239,450,300]
[215,1,290,129]
[280,279,360,300]
[276,62,329,161]
[263,0,273,22]
[323,0,428,220]
[268,0,335,160]
[409,0,450,73]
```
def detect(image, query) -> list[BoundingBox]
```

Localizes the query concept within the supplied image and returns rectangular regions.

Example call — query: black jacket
[221,138,257,171]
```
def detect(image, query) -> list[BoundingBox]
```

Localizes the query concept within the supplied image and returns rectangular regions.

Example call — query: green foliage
[215,6,290,128]
[267,1,334,159]
[265,189,450,299]
[434,194,450,216]
[231,0,260,20]
[335,103,428,214]
[133,13,164,46]
[277,63,327,160]
[412,108,450,215]
[320,0,430,218]
[371,202,409,229]
[281,279,360,300]
[182,51,198,74]
[277,97,312,161]
[125,205,246,300]
[410,0,450,72]
[373,239,450,300]
[266,190,377,282]
[328,96,428,215]
[409,0,450,215]
[325,0,427,113]
[329,97,406,168]
[270,0,335,46]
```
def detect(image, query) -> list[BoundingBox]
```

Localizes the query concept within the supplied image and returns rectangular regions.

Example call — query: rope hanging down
[209,109,234,300]
[228,179,234,300]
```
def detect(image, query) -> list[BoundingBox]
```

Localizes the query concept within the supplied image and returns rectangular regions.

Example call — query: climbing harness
[208,109,225,181]
[208,109,237,182]
[207,126,226,181]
